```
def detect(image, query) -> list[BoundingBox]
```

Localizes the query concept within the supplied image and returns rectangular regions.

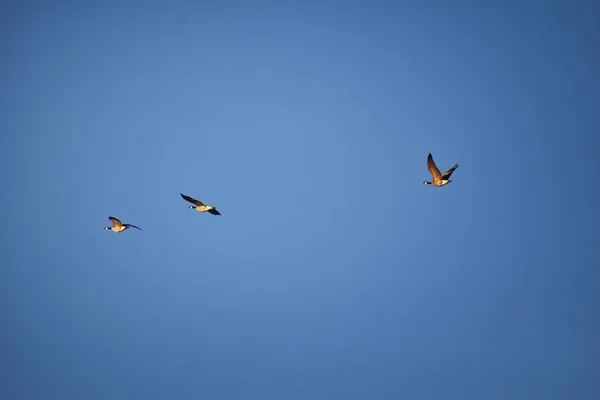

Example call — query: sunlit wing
[109,216,123,228]
[427,153,442,180]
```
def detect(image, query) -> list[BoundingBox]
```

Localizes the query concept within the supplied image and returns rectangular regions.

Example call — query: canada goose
[180,193,221,215]
[104,216,142,233]
[423,153,459,187]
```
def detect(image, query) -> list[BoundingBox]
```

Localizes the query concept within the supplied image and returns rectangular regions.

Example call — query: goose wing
[180,193,204,206]
[108,216,123,228]
[208,208,221,216]
[441,163,459,180]
[124,223,143,231]
[427,153,442,180]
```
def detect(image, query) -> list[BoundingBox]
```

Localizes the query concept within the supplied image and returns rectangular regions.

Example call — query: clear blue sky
[1,1,599,399]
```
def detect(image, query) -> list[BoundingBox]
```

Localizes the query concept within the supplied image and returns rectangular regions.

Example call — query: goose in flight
[104,216,143,233]
[180,193,222,215]
[423,153,459,187]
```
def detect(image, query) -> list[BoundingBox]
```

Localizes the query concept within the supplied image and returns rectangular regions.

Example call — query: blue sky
[1,1,599,399]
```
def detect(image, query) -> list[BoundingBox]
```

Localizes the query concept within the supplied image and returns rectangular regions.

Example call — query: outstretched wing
[108,216,123,228]
[208,208,221,216]
[427,153,442,180]
[441,164,459,180]
[124,224,143,231]
[180,193,204,206]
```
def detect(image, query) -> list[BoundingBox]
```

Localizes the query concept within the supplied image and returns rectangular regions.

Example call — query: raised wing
[124,224,143,231]
[441,164,459,180]
[108,216,123,228]
[208,208,221,216]
[427,153,442,180]
[180,193,204,206]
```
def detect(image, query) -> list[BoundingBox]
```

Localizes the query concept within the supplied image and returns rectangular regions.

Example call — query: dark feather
[180,193,204,206]
[124,224,143,231]
[441,164,459,180]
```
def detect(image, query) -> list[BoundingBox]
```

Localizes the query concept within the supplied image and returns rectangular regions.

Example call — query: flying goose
[180,193,221,215]
[423,153,459,187]
[104,216,142,233]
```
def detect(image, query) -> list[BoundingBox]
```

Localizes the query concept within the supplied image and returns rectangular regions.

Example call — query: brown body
[104,216,142,233]
[180,193,222,215]
[424,153,459,187]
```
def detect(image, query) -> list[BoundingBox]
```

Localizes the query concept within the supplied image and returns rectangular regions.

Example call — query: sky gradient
[1,1,599,399]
